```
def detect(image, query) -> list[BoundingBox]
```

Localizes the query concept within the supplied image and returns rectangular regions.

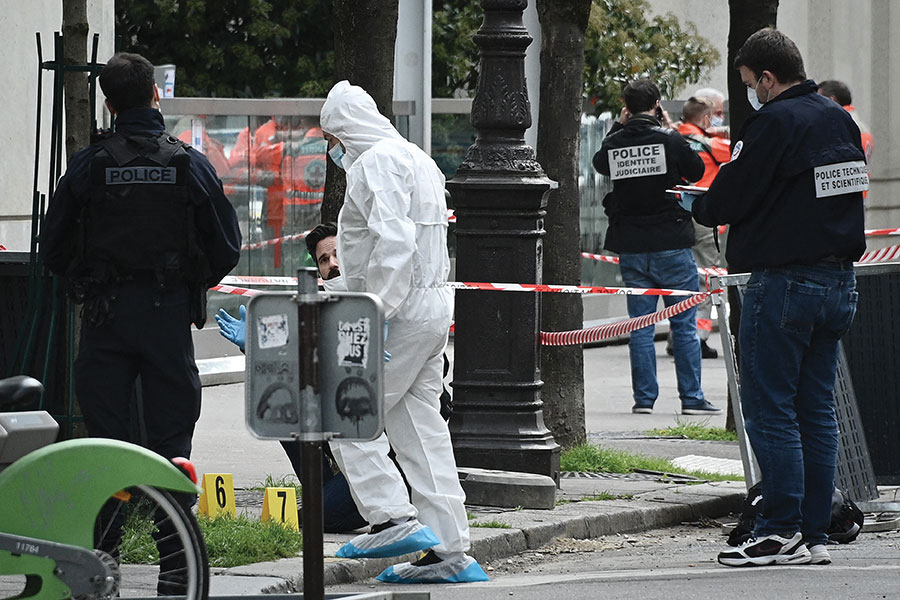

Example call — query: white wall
[647,0,899,230]
[0,1,114,252]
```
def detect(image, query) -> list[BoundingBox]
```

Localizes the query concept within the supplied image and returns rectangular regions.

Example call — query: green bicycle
[0,377,209,600]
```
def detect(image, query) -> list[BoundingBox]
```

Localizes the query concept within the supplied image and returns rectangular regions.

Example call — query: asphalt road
[327,525,900,600]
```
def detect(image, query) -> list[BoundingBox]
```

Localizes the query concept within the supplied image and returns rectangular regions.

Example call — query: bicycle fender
[0,438,201,549]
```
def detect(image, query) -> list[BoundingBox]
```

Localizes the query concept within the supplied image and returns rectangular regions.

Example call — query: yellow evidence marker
[197,473,236,518]
[261,487,300,531]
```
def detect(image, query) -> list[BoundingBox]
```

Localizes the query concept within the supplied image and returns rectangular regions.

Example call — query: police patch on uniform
[730,140,743,161]
[813,161,869,198]
[105,166,177,185]
[607,144,667,180]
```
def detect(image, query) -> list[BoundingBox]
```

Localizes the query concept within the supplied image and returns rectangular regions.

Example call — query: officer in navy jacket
[692,85,865,273]
[694,29,865,569]
[42,53,240,465]
[593,90,704,254]
[591,79,720,417]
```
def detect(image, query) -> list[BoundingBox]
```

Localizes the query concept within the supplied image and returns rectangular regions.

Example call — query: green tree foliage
[584,0,720,113]
[115,0,335,97]
[432,1,481,97]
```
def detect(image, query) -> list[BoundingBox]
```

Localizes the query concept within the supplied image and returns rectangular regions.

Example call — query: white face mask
[747,76,765,111]
[711,115,724,127]
[328,143,346,170]
[322,273,346,293]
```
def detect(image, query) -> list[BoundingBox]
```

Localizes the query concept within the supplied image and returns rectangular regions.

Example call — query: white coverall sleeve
[344,161,417,320]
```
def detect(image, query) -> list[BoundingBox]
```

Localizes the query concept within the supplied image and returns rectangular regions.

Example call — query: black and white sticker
[813,161,869,198]
[337,317,370,369]
[608,144,667,180]
[257,314,289,349]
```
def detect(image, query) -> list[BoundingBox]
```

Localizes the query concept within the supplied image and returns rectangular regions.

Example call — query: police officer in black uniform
[41,53,240,592]
[593,78,721,417]
[684,29,865,568]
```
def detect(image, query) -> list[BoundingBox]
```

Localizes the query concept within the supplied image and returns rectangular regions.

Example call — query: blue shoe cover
[336,519,439,559]
[376,554,490,583]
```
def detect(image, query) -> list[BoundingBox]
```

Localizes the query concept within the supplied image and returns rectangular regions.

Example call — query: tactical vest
[81,131,197,285]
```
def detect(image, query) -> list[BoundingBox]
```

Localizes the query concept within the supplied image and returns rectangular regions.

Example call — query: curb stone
[213,481,745,591]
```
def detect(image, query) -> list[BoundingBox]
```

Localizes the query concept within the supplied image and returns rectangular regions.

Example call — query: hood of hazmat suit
[319,80,452,323]
[320,81,470,561]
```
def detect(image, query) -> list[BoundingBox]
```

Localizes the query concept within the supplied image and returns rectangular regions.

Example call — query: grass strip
[120,510,303,567]
[645,417,739,442]
[200,514,304,567]
[561,443,742,481]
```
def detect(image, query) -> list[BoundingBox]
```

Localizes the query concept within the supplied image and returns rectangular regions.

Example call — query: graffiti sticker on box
[336,317,370,368]
[257,314,289,349]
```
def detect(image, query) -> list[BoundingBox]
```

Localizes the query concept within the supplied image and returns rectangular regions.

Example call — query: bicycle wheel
[93,486,209,600]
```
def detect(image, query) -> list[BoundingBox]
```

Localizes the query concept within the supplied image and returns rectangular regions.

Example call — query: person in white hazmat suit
[319,80,488,584]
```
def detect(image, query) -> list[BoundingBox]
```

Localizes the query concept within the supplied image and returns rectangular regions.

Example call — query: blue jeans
[739,265,858,545]
[619,248,704,407]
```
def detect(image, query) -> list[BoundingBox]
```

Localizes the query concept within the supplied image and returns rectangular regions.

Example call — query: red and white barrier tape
[581,251,619,265]
[219,275,299,286]
[865,228,900,237]
[581,252,728,276]
[212,278,705,297]
[241,230,310,251]
[857,243,900,264]
[0,245,6,251]
[541,292,712,346]
[446,281,704,296]
[209,284,262,297]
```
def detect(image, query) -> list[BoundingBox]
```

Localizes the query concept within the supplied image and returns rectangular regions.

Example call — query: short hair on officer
[623,79,661,114]
[734,27,807,84]
[818,80,852,106]
[99,53,156,113]
[682,96,712,124]
[305,221,338,260]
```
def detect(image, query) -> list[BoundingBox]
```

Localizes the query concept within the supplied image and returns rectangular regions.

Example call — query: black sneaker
[682,400,722,415]
[718,532,811,567]
[632,403,654,414]
[701,340,719,359]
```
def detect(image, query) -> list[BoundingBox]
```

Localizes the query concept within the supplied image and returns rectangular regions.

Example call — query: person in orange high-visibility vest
[667,97,733,358]
[227,118,288,267]
[818,81,874,198]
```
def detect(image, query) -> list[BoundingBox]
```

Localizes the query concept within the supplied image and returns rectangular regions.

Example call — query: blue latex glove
[383,320,391,363]
[216,305,246,352]
[678,191,699,213]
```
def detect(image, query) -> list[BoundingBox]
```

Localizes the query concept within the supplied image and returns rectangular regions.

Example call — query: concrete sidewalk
[204,477,744,594]
[186,337,746,594]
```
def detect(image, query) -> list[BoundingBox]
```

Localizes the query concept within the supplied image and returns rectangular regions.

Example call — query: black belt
[815,255,854,268]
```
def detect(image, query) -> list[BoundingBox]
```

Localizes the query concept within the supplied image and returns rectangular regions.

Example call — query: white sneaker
[807,543,832,565]
[717,532,812,567]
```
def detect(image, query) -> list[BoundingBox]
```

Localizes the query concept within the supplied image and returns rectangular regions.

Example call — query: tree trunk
[727,0,778,139]
[724,0,778,432]
[62,0,91,160]
[535,0,591,449]
[322,0,399,223]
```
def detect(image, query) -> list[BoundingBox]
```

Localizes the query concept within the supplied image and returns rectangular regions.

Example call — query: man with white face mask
[684,28,866,568]
[694,87,729,140]
[318,80,487,584]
